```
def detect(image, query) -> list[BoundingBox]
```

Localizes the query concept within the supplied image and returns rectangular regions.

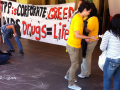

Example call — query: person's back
[1,24,13,34]
[0,23,24,55]
[100,14,120,90]
[87,16,99,41]
[100,30,120,58]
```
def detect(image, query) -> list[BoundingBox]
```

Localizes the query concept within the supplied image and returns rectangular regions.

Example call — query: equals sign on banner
[46,27,52,35]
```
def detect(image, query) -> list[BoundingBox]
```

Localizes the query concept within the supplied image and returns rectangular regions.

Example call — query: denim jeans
[0,55,10,64]
[4,29,23,51]
[104,58,120,90]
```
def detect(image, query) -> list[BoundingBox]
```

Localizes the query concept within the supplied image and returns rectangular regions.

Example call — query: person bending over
[0,24,24,55]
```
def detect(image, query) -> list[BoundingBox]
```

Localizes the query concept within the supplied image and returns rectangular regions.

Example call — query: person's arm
[85,27,91,33]
[100,31,110,51]
[84,28,91,42]
[74,31,97,40]
[87,17,95,33]
[73,16,98,40]
[85,17,98,42]
[6,25,17,37]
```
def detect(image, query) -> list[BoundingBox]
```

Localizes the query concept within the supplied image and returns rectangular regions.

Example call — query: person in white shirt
[100,14,120,90]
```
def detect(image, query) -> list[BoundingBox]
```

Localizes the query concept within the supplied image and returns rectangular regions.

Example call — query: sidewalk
[0,38,103,90]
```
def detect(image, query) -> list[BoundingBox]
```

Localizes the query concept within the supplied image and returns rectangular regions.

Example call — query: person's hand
[85,39,91,42]
[14,33,17,37]
[90,36,99,41]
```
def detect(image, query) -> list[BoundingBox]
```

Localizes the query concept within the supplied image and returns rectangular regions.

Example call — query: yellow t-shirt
[87,16,99,41]
[83,16,88,21]
[67,14,84,48]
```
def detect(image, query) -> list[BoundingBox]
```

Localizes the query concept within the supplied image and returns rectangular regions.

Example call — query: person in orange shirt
[64,1,98,90]
[78,3,99,78]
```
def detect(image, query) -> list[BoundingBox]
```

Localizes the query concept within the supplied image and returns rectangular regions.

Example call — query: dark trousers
[0,55,10,64]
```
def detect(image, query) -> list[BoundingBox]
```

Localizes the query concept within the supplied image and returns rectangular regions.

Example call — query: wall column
[49,0,56,5]
[102,0,108,33]
[93,0,100,14]
[41,0,45,5]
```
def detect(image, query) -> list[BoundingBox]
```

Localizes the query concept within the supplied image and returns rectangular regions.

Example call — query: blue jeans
[104,58,120,90]
[4,29,23,51]
[0,55,10,64]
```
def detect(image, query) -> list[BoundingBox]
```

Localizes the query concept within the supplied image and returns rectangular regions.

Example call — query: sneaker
[7,49,15,52]
[68,84,82,90]
[78,74,89,79]
[64,76,77,82]
[19,50,24,55]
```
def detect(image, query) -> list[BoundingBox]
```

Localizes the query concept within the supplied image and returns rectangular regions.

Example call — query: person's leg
[66,44,82,90]
[68,46,82,89]
[66,68,70,78]
[4,33,14,49]
[68,46,80,84]
[104,58,116,90]
[113,59,120,90]
[66,44,80,85]
[14,32,23,51]
[80,41,98,77]
[65,46,82,83]
[0,55,10,64]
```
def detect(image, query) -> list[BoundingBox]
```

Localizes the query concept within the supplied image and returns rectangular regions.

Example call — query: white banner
[1,0,75,46]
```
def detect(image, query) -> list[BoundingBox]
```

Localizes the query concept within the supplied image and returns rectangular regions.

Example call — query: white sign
[1,0,75,46]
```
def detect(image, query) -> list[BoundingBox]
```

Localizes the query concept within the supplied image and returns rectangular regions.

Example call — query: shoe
[64,76,77,82]
[78,74,89,78]
[19,50,24,55]
[68,84,82,90]
[7,49,15,52]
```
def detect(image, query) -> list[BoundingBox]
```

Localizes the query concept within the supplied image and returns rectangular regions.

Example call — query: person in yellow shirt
[64,1,98,90]
[78,3,99,78]
[69,0,85,22]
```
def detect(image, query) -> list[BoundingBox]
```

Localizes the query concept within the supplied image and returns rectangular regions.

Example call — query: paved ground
[0,38,104,90]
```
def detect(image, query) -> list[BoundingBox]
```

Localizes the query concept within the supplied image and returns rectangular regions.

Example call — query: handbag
[98,51,107,71]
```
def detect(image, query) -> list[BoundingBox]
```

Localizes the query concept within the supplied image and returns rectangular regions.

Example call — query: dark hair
[78,1,91,13]
[89,3,99,18]
[108,14,120,39]
[14,24,20,30]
